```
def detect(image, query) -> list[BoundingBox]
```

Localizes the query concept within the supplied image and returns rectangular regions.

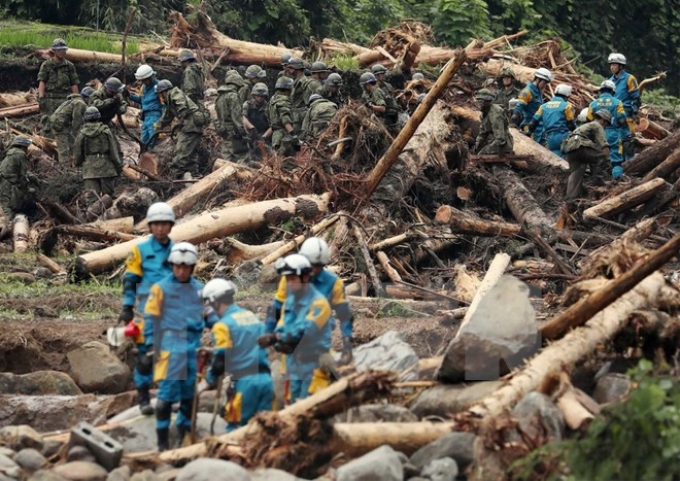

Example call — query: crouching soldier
[0,136,37,223]
[474,89,513,155]
[51,86,93,163]
[301,94,338,142]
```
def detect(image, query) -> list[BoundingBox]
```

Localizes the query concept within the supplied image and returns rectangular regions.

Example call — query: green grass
[330,53,360,71]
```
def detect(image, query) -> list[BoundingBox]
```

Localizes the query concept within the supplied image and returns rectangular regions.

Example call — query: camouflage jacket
[37,58,79,96]
[244,99,270,134]
[182,63,206,104]
[158,87,207,134]
[0,147,29,212]
[291,75,320,125]
[267,93,293,132]
[74,123,122,179]
[493,86,521,112]
[51,94,87,132]
[562,121,607,154]
[301,98,338,139]
[362,86,398,125]
[317,84,346,108]
[475,104,514,154]
[215,85,245,138]
[90,88,128,125]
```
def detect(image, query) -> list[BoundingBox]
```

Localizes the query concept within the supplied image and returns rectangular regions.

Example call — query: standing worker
[493,68,520,113]
[561,109,612,201]
[241,65,267,103]
[37,38,79,137]
[178,49,206,109]
[588,80,630,178]
[511,67,553,141]
[73,107,122,204]
[474,89,514,155]
[525,83,576,157]
[318,73,345,108]
[144,242,205,451]
[90,77,129,127]
[129,65,165,149]
[51,87,93,163]
[119,202,176,415]
[153,80,208,180]
[0,136,36,222]
[243,83,272,162]
[310,62,330,84]
[257,254,332,404]
[608,53,639,158]
[200,279,274,432]
[300,94,338,141]
[215,71,248,163]
[267,77,297,156]
[360,72,398,130]
[288,58,318,133]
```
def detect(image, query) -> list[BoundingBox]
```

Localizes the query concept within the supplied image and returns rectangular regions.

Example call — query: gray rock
[593,373,631,404]
[0,450,14,460]
[352,331,419,381]
[249,468,305,481]
[511,392,565,441]
[106,466,131,481]
[336,404,418,423]
[0,473,17,481]
[403,463,420,479]
[410,432,476,471]
[27,470,68,481]
[66,446,97,464]
[0,372,82,396]
[406,478,429,481]
[42,441,63,458]
[67,342,131,394]
[175,458,250,481]
[336,445,404,481]
[0,454,21,479]
[438,276,539,383]
[130,471,161,481]
[421,457,458,481]
[14,448,46,472]
[409,381,503,418]
[0,425,44,451]
[52,461,108,481]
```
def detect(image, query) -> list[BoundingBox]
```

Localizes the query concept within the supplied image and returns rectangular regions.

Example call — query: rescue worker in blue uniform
[129,65,165,148]
[511,67,553,142]
[199,279,274,431]
[608,53,639,159]
[144,242,205,451]
[257,254,332,404]
[525,83,576,158]
[588,79,630,179]
[119,202,176,415]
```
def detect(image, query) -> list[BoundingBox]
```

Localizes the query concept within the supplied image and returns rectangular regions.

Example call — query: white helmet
[146,202,176,224]
[168,242,198,265]
[276,254,312,276]
[300,237,330,266]
[555,84,572,97]
[600,80,616,92]
[577,108,589,123]
[608,53,626,66]
[202,278,237,303]
[534,68,553,82]
[135,64,155,80]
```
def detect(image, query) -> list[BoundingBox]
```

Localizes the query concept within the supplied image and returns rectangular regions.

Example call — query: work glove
[121,89,130,100]
[153,121,163,131]
[257,333,277,348]
[510,111,522,128]
[119,305,134,324]
[137,350,153,375]
[340,336,353,365]
[27,187,37,195]
[289,135,300,148]
[247,128,260,142]
[38,97,49,113]
[26,172,41,184]
[275,341,296,355]
[365,101,374,109]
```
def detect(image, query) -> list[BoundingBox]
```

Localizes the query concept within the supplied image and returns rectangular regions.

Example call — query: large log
[415,45,493,66]
[74,193,331,277]
[510,129,569,172]
[89,217,134,234]
[469,273,665,419]
[435,205,521,237]
[223,238,287,264]
[642,147,680,182]
[458,253,510,332]
[320,38,371,57]
[13,215,30,253]
[625,129,680,176]
[55,224,137,243]
[0,103,39,119]
[35,48,124,64]
[583,178,668,219]
[0,92,34,107]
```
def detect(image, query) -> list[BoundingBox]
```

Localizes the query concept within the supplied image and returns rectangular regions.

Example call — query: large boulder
[336,445,405,481]
[175,458,250,481]
[0,425,44,451]
[67,342,131,394]
[52,461,108,481]
[437,276,539,383]
[409,381,503,418]
[511,392,565,442]
[14,448,47,472]
[409,432,476,471]
[0,371,82,395]
[593,373,631,404]
[421,457,458,481]
[351,331,419,381]
[335,404,418,423]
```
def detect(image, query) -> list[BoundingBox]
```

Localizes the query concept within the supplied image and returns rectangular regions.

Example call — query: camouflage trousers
[53,129,74,163]
[83,177,116,205]
[565,148,608,201]
[39,97,66,138]
[171,131,202,179]
[220,136,248,164]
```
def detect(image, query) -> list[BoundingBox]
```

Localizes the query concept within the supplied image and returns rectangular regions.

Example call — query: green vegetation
[329,54,359,72]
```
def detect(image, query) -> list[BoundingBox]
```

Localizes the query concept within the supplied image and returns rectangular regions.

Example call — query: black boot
[156,428,170,452]
[174,427,189,449]
[138,388,154,415]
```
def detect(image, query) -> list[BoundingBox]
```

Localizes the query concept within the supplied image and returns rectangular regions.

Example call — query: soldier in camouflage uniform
[360,72,398,130]
[90,78,128,126]
[37,38,80,137]
[267,77,297,156]
[318,73,345,108]
[278,53,293,79]
[179,50,206,109]
[51,86,93,163]
[74,107,122,205]
[310,62,330,83]
[241,65,267,104]
[474,89,514,155]
[288,58,320,133]
[0,136,36,222]
[243,83,272,162]
[371,64,397,99]
[153,80,208,180]
[301,94,338,141]
[493,67,520,113]
[215,71,248,163]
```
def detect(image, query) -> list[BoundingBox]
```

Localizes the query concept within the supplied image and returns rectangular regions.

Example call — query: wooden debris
[376,251,403,283]
[435,206,521,237]
[0,103,39,119]
[625,129,680,176]
[260,214,341,266]
[13,215,29,253]
[583,178,668,219]
[353,223,386,297]
[37,253,66,275]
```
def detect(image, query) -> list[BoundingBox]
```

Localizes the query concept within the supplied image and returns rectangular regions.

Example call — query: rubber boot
[138,388,155,415]
[174,427,189,449]
[156,428,170,452]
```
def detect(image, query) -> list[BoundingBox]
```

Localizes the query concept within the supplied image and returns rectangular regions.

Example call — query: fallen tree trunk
[376,251,402,283]
[642,148,680,182]
[35,48,124,63]
[415,45,493,66]
[89,217,134,234]
[435,206,521,237]
[0,92,34,107]
[469,272,665,419]
[625,129,680,176]
[37,253,66,275]
[353,223,386,297]
[55,224,137,243]
[13,215,29,253]
[583,178,667,219]
[223,238,287,264]
[510,129,569,172]
[0,103,39,119]
[319,38,371,57]
[74,193,331,277]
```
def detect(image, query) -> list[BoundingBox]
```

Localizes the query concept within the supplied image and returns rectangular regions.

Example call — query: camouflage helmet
[178,49,196,62]
[475,88,495,102]
[310,61,329,73]
[359,72,377,87]
[155,79,173,93]
[416,93,426,104]
[104,77,125,93]
[371,64,388,75]
[245,65,267,79]
[251,82,269,97]
[80,86,95,98]
[280,53,293,66]
[288,58,305,70]
[307,93,323,105]
[594,109,613,123]
[326,73,343,86]
[499,67,515,79]
[412,72,425,81]
[275,76,294,90]
[10,135,32,148]
[224,70,243,86]
[83,106,101,121]
[50,38,68,51]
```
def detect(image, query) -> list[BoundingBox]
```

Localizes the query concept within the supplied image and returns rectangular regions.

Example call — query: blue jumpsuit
[206,304,274,432]
[129,79,165,146]
[144,274,205,432]
[514,82,544,142]
[530,96,576,158]
[122,236,174,389]
[274,284,332,403]
[588,93,630,166]
[610,70,640,133]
